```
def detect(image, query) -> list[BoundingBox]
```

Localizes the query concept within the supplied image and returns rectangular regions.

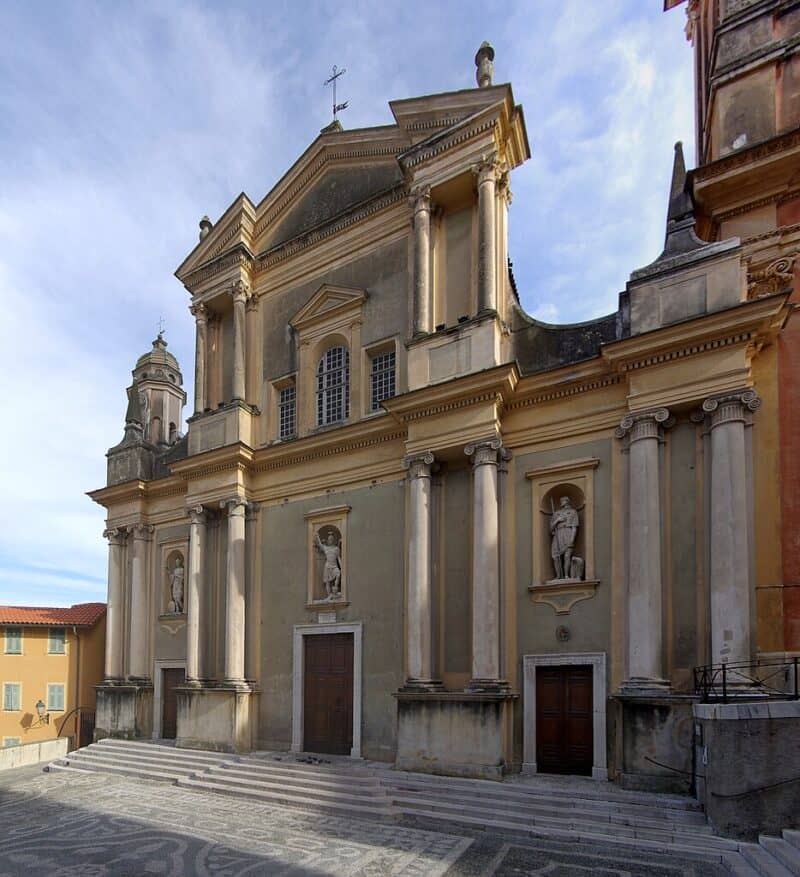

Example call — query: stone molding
[403,451,435,480]
[703,389,762,430]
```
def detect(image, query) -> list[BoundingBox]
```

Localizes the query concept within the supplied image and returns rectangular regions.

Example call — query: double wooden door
[162,667,185,740]
[303,633,353,755]
[536,665,593,776]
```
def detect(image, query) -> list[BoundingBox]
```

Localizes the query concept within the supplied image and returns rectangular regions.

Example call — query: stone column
[245,502,260,683]
[410,186,432,337]
[475,156,499,315]
[245,293,259,409]
[103,528,126,681]
[186,505,207,684]
[617,409,671,690]
[703,390,760,666]
[465,438,506,689]
[231,280,248,403]
[190,302,207,415]
[222,496,247,685]
[403,452,440,687]
[128,523,154,681]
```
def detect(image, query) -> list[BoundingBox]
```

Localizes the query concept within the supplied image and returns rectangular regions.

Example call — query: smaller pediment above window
[290,284,367,335]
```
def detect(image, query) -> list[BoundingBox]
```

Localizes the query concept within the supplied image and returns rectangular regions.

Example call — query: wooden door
[162,668,185,740]
[536,665,593,776]
[303,634,353,755]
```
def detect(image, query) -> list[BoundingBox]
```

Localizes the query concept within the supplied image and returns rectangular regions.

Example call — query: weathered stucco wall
[258,480,405,761]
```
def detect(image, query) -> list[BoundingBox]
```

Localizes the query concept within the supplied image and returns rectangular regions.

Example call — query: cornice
[88,480,147,508]
[183,245,254,293]
[168,443,255,481]
[383,363,519,424]
[742,221,800,246]
[693,127,800,183]
[398,110,499,171]
[602,293,791,372]
[509,374,622,410]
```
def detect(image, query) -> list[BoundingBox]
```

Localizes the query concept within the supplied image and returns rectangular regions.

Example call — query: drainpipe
[72,626,81,748]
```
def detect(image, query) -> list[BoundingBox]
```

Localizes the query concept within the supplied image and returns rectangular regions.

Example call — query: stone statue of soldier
[550,496,579,580]
[314,530,342,599]
[168,555,185,613]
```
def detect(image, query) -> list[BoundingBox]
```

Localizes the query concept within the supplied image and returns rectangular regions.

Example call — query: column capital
[403,451,435,479]
[188,505,207,526]
[229,279,250,305]
[245,290,259,312]
[702,389,761,429]
[465,437,503,467]
[221,496,247,516]
[473,153,502,186]
[615,408,672,443]
[130,522,154,541]
[408,185,431,219]
[190,301,208,323]
[245,501,260,521]
[103,527,126,546]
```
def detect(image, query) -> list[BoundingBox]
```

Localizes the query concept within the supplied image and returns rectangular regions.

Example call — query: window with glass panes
[278,384,296,439]
[370,350,396,411]
[47,683,65,711]
[316,346,350,426]
[3,738,21,747]
[3,683,21,711]
[48,627,66,654]
[4,627,21,654]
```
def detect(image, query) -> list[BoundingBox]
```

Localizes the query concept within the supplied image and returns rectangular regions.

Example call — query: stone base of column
[94,683,153,742]
[394,689,517,780]
[399,679,445,693]
[617,677,672,696]
[465,678,511,694]
[175,684,258,753]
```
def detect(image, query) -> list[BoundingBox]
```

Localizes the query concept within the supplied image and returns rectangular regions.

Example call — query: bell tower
[131,333,186,447]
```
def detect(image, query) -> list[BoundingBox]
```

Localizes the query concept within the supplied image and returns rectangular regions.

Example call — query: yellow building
[0,603,106,750]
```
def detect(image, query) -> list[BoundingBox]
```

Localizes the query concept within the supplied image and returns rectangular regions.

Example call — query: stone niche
[159,539,188,632]
[305,504,350,609]
[525,458,600,614]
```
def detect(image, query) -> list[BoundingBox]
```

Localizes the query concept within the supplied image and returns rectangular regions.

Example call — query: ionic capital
[103,527,126,547]
[615,408,672,443]
[221,496,247,516]
[404,451,435,480]
[245,501,261,521]
[190,301,207,324]
[465,437,504,467]
[702,389,761,430]
[130,522,154,541]
[188,505,207,526]
[245,290,259,312]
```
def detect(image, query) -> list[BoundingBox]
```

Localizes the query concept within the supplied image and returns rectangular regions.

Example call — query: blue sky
[0,0,693,606]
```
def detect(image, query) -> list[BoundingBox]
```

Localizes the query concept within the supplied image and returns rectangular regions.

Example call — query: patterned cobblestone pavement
[0,767,728,876]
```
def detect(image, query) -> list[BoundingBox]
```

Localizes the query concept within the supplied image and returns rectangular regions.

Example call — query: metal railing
[693,657,799,703]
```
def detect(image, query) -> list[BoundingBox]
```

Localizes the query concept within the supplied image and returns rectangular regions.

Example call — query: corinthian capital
[408,185,431,215]
[615,408,672,443]
[465,437,503,467]
[403,451,435,480]
[131,522,154,540]
[190,301,207,323]
[230,279,249,304]
[473,153,501,186]
[103,527,126,546]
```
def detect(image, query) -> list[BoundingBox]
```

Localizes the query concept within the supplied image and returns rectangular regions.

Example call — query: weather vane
[324,65,349,121]
[157,315,165,338]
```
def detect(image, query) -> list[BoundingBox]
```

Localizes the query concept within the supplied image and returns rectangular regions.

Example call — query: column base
[465,678,511,694]
[399,679,445,693]
[175,684,258,753]
[618,677,672,696]
[94,683,153,741]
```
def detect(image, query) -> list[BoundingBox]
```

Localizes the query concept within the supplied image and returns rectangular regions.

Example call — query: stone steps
[753,834,800,875]
[739,842,795,877]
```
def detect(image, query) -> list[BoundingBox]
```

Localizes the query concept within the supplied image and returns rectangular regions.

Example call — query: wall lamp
[35,700,50,725]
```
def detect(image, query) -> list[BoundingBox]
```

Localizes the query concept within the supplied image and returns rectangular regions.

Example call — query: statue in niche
[314,526,342,600]
[549,496,582,581]
[167,554,185,614]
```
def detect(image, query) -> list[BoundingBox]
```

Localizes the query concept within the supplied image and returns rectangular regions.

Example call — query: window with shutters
[3,683,21,711]
[47,683,65,711]
[4,627,21,655]
[48,627,66,654]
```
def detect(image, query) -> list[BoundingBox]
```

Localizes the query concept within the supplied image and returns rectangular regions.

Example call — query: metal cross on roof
[324,65,349,120]
[157,316,165,337]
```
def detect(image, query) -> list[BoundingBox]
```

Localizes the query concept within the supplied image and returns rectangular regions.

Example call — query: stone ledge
[394,689,518,703]
[693,699,800,720]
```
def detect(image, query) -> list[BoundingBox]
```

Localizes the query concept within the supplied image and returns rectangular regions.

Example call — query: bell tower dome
[131,333,186,447]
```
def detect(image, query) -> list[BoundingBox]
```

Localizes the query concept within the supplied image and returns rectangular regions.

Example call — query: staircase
[47,740,799,876]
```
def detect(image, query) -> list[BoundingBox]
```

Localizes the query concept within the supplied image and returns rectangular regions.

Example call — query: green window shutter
[47,684,65,711]
[5,628,22,654]
[48,628,66,654]
[3,684,20,711]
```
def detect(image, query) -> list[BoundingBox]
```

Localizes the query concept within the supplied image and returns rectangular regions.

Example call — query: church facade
[90,12,799,787]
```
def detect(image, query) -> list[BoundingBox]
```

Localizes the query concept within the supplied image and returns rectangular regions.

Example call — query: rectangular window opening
[3,683,21,711]
[278,384,296,440]
[370,350,396,411]
[4,627,22,655]
[48,628,66,655]
[47,683,65,712]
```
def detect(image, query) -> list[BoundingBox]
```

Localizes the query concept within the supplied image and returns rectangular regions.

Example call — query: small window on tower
[279,384,296,440]
[370,350,396,411]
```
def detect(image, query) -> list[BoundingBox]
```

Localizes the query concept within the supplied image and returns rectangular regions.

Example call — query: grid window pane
[47,683,65,711]
[278,385,296,439]
[48,628,66,654]
[4,628,21,654]
[3,684,20,711]
[316,346,350,426]
[370,350,396,411]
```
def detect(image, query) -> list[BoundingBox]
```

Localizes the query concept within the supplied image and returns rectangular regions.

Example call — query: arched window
[316,346,350,426]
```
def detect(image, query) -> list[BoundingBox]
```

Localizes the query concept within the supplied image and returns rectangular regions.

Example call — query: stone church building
[90,4,799,787]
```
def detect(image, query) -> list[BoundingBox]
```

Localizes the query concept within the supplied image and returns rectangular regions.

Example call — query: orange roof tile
[0,602,106,627]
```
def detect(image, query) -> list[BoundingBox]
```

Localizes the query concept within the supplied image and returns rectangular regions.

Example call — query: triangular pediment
[290,284,367,332]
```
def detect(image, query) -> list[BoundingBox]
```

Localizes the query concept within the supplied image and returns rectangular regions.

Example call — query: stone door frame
[292,621,363,758]
[152,660,186,740]
[523,651,608,780]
